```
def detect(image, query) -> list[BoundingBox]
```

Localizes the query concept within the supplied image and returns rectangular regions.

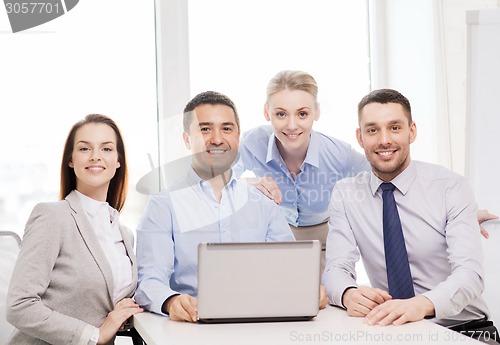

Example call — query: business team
[5,73,499,344]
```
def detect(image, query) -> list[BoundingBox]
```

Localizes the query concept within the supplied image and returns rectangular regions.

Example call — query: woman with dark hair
[6,114,142,345]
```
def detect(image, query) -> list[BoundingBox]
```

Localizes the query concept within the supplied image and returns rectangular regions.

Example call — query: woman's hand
[477,209,498,239]
[244,177,282,204]
[98,298,143,344]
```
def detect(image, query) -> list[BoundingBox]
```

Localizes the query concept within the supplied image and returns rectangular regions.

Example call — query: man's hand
[342,286,392,317]
[477,209,498,239]
[165,294,198,322]
[244,177,282,204]
[365,295,435,326]
[319,285,328,309]
[98,298,143,344]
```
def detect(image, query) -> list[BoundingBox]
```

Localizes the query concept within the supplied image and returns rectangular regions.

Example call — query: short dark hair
[357,88,412,124]
[60,114,128,211]
[183,91,240,133]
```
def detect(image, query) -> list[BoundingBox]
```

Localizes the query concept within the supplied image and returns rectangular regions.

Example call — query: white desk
[134,306,483,345]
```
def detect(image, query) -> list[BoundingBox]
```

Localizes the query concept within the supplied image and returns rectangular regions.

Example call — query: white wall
[438,0,500,174]
[370,0,500,172]
[466,8,500,216]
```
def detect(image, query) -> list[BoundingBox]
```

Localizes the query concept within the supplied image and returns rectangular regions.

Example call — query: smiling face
[69,123,121,201]
[183,103,240,180]
[356,102,416,181]
[265,88,320,157]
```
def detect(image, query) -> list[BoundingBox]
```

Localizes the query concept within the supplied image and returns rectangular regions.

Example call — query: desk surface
[134,306,483,345]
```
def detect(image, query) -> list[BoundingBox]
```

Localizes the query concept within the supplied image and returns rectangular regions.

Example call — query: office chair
[0,230,22,345]
[481,221,500,325]
[116,324,145,345]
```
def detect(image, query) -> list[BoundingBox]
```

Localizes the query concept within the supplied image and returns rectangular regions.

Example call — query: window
[156,0,370,184]
[189,0,370,138]
[1,0,370,238]
[0,1,157,236]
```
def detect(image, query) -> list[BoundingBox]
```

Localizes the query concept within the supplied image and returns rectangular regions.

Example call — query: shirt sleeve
[238,133,255,171]
[134,194,178,316]
[262,195,296,242]
[322,184,360,307]
[347,147,370,177]
[88,327,99,345]
[421,177,485,319]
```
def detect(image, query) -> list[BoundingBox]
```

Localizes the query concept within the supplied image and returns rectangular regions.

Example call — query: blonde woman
[240,70,369,271]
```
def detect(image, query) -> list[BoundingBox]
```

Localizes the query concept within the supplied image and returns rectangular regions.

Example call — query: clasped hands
[342,286,434,326]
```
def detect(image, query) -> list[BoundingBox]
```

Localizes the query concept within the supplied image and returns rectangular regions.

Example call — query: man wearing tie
[323,88,498,344]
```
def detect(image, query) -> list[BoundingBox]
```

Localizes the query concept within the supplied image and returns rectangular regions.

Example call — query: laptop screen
[197,241,321,323]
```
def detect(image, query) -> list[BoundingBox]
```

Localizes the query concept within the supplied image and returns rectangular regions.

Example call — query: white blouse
[75,191,133,304]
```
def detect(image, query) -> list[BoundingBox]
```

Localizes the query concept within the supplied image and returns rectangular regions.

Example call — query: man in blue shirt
[134,91,298,322]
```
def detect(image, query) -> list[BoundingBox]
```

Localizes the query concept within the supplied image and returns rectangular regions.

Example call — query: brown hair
[357,88,412,124]
[60,114,128,211]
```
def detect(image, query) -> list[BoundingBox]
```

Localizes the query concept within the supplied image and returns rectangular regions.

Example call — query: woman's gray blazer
[6,190,138,345]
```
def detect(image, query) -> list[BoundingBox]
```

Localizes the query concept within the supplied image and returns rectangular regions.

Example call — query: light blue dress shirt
[323,160,490,327]
[134,167,295,315]
[239,125,369,226]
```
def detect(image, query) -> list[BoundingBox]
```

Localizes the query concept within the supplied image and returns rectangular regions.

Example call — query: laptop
[197,240,321,323]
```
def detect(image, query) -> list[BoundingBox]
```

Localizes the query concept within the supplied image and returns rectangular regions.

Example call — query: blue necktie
[381,182,415,299]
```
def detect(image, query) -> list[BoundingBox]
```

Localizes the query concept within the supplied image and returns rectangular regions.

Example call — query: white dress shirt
[76,191,134,344]
[323,160,490,327]
[75,191,133,304]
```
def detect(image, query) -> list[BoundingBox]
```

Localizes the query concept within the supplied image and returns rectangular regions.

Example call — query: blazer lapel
[65,191,115,303]
[119,225,138,298]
